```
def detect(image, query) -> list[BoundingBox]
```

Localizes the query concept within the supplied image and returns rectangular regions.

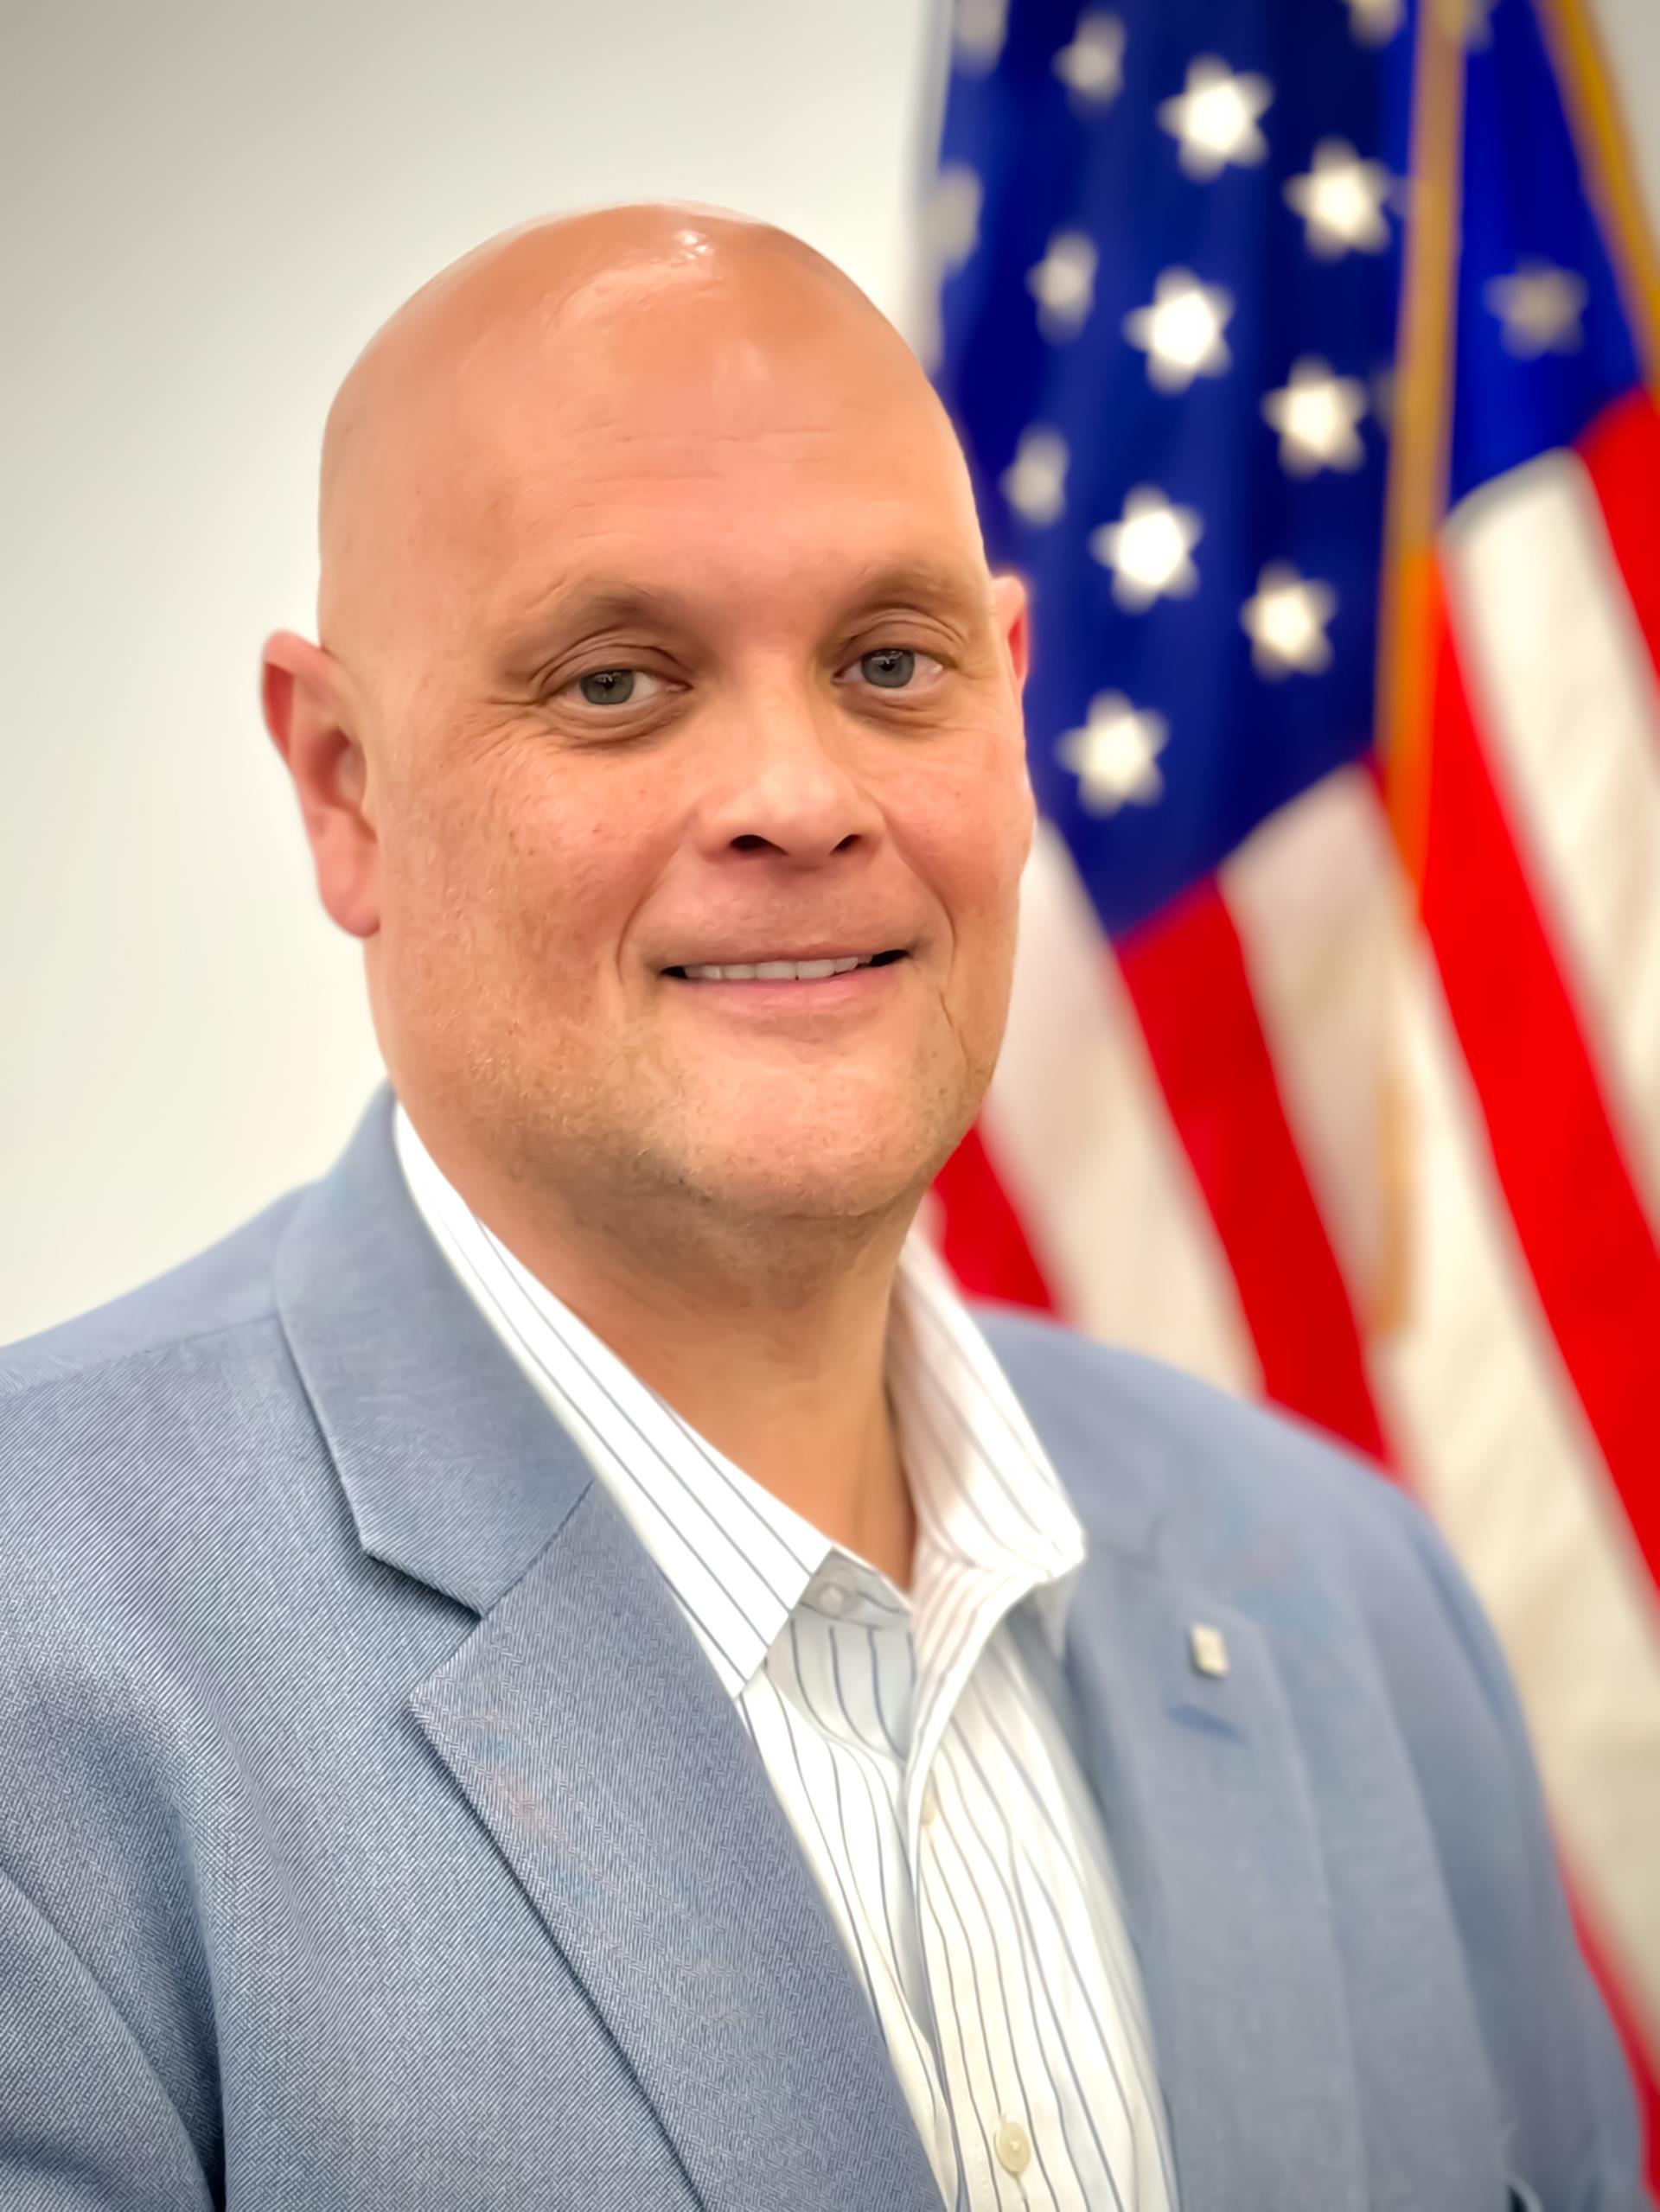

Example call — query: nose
[694,684,887,869]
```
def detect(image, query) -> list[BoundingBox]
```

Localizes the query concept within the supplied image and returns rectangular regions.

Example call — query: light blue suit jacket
[0,1089,1643,2210]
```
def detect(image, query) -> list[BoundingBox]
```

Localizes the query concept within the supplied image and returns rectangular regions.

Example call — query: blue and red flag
[925,0,1660,2172]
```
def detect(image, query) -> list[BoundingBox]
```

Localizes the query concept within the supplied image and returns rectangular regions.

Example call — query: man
[0,206,1643,2211]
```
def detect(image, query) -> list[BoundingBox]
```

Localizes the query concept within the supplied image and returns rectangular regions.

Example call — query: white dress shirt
[394,1105,1177,2212]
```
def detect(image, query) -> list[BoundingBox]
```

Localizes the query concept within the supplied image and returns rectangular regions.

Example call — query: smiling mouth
[662,950,910,982]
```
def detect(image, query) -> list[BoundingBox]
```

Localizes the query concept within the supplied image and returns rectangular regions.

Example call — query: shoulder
[0,1190,301,1402]
[979,1304,1484,1662]
[0,1189,319,1571]
[976,1299,1389,1533]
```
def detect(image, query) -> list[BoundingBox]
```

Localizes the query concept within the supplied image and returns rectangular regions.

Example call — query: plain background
[3,0,1658,1342]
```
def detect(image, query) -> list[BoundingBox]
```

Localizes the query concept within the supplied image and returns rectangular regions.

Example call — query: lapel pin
[1188,1622,1229,1679]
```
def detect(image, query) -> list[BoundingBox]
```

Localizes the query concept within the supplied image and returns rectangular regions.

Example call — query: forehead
[449,282,982,609]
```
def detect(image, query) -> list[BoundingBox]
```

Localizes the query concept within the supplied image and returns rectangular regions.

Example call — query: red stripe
[1115,882,1389,1461]
[931,1122,1058,1314]
[1577,387,1660,694]
[1422,574,1660,1590]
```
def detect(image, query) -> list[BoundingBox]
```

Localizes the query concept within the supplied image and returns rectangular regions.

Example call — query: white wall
[1,0,1656,1341]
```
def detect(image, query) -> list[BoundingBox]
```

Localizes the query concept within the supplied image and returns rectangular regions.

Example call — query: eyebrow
[497,559,993,675]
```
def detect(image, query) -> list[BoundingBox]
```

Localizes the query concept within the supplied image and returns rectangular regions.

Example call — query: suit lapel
[1060,1549,1370,2212]
[987,1319,1505,2212]
[276,1089,939,2212]
[410,1478,941,2212]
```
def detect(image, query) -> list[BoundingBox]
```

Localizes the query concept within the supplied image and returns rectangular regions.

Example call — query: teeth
[679,954,882,982]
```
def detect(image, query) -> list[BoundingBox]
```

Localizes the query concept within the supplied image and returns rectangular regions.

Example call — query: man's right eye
[565,667,667,707]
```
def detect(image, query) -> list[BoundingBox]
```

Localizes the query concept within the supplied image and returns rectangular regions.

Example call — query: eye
[839,647,945,693]
[562,666,668,708]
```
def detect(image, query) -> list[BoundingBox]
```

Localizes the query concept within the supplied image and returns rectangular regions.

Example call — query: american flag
[923,0,1660,2177]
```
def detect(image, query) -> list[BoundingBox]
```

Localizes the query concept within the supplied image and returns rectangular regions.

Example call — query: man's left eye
[840,647,944,692]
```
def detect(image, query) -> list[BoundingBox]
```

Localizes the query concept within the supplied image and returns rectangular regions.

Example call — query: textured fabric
[394,1106,1176,2212]
[0,1085,1644,2211]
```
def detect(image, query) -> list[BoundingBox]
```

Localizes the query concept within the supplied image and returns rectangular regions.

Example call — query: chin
[674,1093,973,1227]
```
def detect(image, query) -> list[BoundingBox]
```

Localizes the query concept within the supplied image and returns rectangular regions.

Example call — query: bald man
[0,208,1642,2212]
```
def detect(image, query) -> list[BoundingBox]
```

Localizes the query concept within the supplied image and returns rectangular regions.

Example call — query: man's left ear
[991,571,1031,691]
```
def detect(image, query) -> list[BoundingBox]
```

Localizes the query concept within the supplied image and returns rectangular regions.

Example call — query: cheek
[901,736,1034,944]
[382,749,674,1010]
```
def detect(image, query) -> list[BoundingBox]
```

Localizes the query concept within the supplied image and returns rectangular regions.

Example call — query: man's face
[344,265,1033,1231]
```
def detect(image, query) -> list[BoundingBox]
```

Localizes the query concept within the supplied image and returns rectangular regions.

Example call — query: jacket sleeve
[1380,1483,1651,2211]
[0,1864,214,2212]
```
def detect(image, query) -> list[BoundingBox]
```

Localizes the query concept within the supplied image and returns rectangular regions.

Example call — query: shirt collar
[393,1101,1087,1695]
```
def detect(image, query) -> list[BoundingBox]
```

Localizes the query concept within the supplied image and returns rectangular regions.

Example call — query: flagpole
[1537,0,1660,398]
[1374,0,1465,1339]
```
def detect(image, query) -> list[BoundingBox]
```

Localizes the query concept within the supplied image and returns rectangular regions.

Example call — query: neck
[425,1131,922,1590]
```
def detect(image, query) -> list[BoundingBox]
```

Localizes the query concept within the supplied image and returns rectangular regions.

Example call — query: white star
[954,0,1008,72]
[1261,358,1369,475]
[1285,139,1392,257]
[1001,428,1069,525]
[1054,11,1126,108]
[1484,260,1588,356]
[1157,57,1273,182]
[1447,0,1499,48]
[1058,693,1169,813]
[1089,488,1203,611]
[1345,0,1404,42]
[1124,268,1234,392]
[1026,229,1098,337]
[925,164,984,274]
[1241,564,1338,677]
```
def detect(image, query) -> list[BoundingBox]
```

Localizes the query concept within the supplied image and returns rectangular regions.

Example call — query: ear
[261,630,380,940]
[991,570,1031,692]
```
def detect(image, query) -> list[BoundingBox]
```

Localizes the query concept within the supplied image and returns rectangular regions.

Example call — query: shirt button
[993,2117,1031,2176]
[919,1780,941,1826]
[817,1584,846,1616]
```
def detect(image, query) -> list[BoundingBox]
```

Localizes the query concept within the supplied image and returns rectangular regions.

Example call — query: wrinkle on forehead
[316,203,980,670]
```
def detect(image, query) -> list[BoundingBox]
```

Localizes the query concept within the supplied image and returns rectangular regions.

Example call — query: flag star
[1058,693,1169,813]
[1124,268,1234,392]
[1285,139,1392,257]
[1261,357,1369,475]
[1054,11,1126,108]
[1001,428,1069,525]
[1484,259,1588,356]
[925,164,984,273]
[1241,564,1338,677]
[1027,229,1098,337]
[1447,0,1499,48]
[1345,0,1404,41]
[954,0,1008,72]
[1157,57,1273,181]
[1089,487,1203,610]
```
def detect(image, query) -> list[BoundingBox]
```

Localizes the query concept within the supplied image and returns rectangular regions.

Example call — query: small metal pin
[1188,1622,1229,1679]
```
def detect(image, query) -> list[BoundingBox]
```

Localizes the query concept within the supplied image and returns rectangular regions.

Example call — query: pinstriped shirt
[394,1106,1177,2212]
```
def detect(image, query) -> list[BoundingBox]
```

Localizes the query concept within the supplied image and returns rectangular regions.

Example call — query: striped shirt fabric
[393,1103,1177,2212]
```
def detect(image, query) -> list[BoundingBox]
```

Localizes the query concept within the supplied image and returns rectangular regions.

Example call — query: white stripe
[1220,767,1403,1323]
[1441,449,1660,1236]
[1373,951,1660,2049]
[984,819,1261,1396]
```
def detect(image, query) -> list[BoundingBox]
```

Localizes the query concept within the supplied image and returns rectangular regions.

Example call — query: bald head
[265,201,1030,1254]
[316,203,980,672]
